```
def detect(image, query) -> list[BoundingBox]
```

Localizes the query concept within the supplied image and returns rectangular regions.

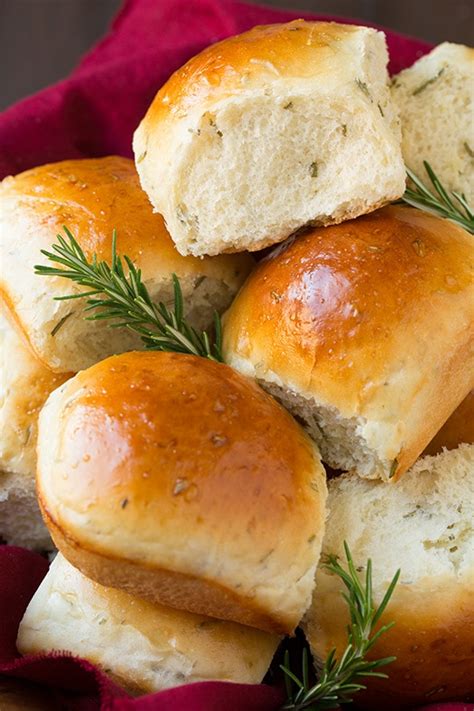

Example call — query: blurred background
[0,0,473,111]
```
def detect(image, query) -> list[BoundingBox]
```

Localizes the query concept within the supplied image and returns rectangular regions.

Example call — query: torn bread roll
[0,156,253,373]
[133,20,405,256]
[0,311,71,549]
[392,42,474,205]
[303,444,474,709]
[36,351,327,634]
[423,390,474,456]
[17,554,279,694]
[222,205,474,481]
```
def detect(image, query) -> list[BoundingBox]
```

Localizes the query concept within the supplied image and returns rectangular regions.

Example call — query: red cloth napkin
[0,0,432,180]
[0,1,469,709]
[1,547,472,711]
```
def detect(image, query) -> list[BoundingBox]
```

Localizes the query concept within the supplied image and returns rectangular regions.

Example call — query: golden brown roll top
[134,20,404,256]
[18,554,280,694]
[0,156,253,372]
[37,351,327,634]
[304,444,474,709]
[223,205,474,481]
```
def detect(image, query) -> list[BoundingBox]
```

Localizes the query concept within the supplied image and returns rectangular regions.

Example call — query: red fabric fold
[1,546,472,710]
[0,1,468,709]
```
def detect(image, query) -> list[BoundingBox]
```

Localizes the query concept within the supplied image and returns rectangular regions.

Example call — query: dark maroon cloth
[0,0,432,180]
[0,547,283,709]
[1,547,472,710]
[0,1,469,709]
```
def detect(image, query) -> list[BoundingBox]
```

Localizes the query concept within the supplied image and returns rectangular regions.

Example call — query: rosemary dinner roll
[304,444,474,709]
[0,156,253,373]
[36,351,327,634]
[133,20,405,256]
[0,311,70,549]
[424,390,474,456]
[392,43,474,205]
[222,205,474,481]
[18,554,279,693]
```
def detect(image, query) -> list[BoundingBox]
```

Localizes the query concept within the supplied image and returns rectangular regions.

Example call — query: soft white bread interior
[36,351,327,634]
[392,42,474,205]
[424,390,474,456]
[0,156,254,373]
[222,205,474,481]
[17,554,279,694]
[304,444,474,709]
[0,472,51,551]
[133,20,405,257]
[0,311,70,549]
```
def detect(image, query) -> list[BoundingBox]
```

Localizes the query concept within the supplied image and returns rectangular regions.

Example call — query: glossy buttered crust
[133,20,404,256]
[305,573,474,709]
[222,205,474,479]
[0,156,253,372]
[304,445,474,708]
[137,20,368,127]
[18,554,279,693]
[37,351,327,634]
[134,21,371,178]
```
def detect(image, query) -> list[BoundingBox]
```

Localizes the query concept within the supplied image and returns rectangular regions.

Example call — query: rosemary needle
[34,227,224,362]
[280,542,400,711]
[401,161,474,234]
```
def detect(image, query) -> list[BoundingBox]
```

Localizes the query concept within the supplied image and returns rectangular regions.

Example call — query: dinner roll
[392,43,474,205]
[36,351,327,634]
[424,390,474,456]
[133,20,405,257]
[18,554,279,694]
[0,156,253,373]
[222,205,474,481]
[303,444,474,709]
[0,311,70,549]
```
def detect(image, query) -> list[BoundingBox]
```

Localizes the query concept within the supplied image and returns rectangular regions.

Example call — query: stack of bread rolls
[0,19,473,707]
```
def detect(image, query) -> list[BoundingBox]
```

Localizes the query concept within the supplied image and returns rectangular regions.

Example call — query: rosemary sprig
[280,542,400,710]
[34,227,224,362]
[401,161,474,234]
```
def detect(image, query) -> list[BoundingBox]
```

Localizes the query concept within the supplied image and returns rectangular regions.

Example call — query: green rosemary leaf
[280,542,400,710]
[452,191,474,220]
[372,569,401,626]
[280,663,305,690]
[283,650,294,700]
[50,311,74,336]
[412,67,444,96]
[401,162,474,234]
[34,227,224,362]
[389,459,398,479]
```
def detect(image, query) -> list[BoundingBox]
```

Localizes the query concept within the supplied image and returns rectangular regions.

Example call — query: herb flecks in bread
[392,42,474,206]
[35,227,224,362]
[304,445,474,709]
[0,156,253,373]
[133,20,405,256]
